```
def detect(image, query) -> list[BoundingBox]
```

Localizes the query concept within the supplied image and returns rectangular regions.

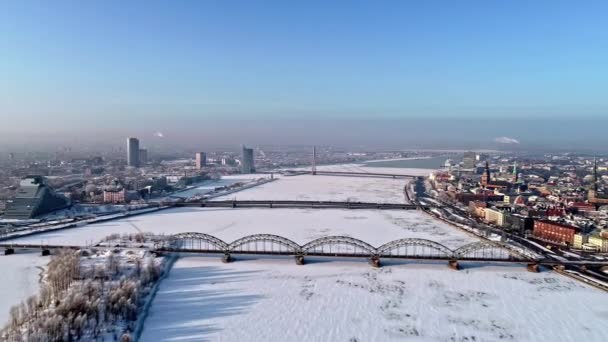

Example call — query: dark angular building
[4,176,71,220]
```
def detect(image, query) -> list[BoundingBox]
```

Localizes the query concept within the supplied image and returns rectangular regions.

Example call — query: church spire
[481,160,491,187]
[594,156,598,192]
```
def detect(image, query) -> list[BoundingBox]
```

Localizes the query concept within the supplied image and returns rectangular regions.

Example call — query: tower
[481,160,491,187]
[512,161,518,183]
[195,152,207,170]
[139,148,148,165]
[127,137,140,167]
[589,157,599,209]
[241,145,255,174]
[312,146,317,175]
[593,156,599,193]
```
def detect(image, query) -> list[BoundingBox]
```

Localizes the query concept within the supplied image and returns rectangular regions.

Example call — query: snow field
[140,257,608,342]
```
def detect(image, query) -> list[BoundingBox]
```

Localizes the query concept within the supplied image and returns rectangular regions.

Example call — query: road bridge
[283,170,418,179]
[175,200,428,210]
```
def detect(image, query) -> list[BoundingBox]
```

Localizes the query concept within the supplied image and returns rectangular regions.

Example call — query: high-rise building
[139,149,148,165]
[127,137,140,167]
[195,152,207,170]
[463,151,476,169]
[241,145,255,174]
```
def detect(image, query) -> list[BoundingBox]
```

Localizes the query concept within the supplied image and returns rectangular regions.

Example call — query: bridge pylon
[295,254,305,265]
[222,253,233,263]
[369,255,381,268]
[448,259,460,270]
[312,146,317,175]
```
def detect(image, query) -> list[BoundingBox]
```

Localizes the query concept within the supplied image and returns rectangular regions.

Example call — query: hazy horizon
[1,1,607,152]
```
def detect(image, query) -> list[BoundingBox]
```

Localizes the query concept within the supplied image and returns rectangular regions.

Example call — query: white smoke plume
[494,136,520,144]
[154,131,165,138]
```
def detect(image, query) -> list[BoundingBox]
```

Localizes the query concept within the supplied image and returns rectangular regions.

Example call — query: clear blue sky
[0,0,607,147]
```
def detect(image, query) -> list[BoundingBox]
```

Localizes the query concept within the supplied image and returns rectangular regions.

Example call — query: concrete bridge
[283,170,418,179]
[175,200,429,210]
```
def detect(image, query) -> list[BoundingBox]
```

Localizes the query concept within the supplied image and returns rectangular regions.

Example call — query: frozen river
[3,207,477,249]
[0,253,49,326]
[213,174,411,203]
[140,257,608,342]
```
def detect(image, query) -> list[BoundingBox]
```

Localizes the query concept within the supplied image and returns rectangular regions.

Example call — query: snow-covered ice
[0,252,49,325]
[304,163,433,177]
[161,175,271,199]
[214,175,411,203]
[3,208,477,249]
[140,257,608,342]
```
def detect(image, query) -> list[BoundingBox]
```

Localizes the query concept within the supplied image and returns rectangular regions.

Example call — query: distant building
[589,234,608,252]
[139,149,148,165]
[456,193,504,205]
[484,208,506,227]
[504,213,534,236]
[241,145,255,174]
[4,176,71,219]
[103,188,127,204]
[533,220,580,245]
[463,151,476,169]
[588,158,608,209]
[8,152,14,161]
[127,137,140,167]
[480,161,511,190]
[469,201,487,218]
[573,233,589,249]
[195,152,207,170]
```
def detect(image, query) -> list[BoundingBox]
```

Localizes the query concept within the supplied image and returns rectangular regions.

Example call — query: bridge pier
[554,265,566,272]
[41,249,51,257]
[295,255,305,265]
[527,263,540,273]
[4,248,14,256]
[222,253,233,263]
[448,259,460,270]
[369,256,381,268]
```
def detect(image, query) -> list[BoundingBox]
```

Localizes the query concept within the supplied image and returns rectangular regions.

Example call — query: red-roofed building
[533,220,580,245]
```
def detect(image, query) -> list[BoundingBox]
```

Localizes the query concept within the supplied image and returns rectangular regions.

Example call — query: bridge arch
[454,241,534,261]
[302,236,377,256]
[166,232,229,251]
[377,238,453,259]
[229,234,301,254]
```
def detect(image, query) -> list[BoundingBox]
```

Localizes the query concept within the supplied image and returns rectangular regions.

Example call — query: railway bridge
[155,233,546,271]
[4,233,608,273]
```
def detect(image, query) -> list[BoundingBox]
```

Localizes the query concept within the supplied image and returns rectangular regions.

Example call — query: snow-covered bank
[0,253,49,325]
[3,208,477,249]
[140,257,608,342]
[161,175,272,200]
